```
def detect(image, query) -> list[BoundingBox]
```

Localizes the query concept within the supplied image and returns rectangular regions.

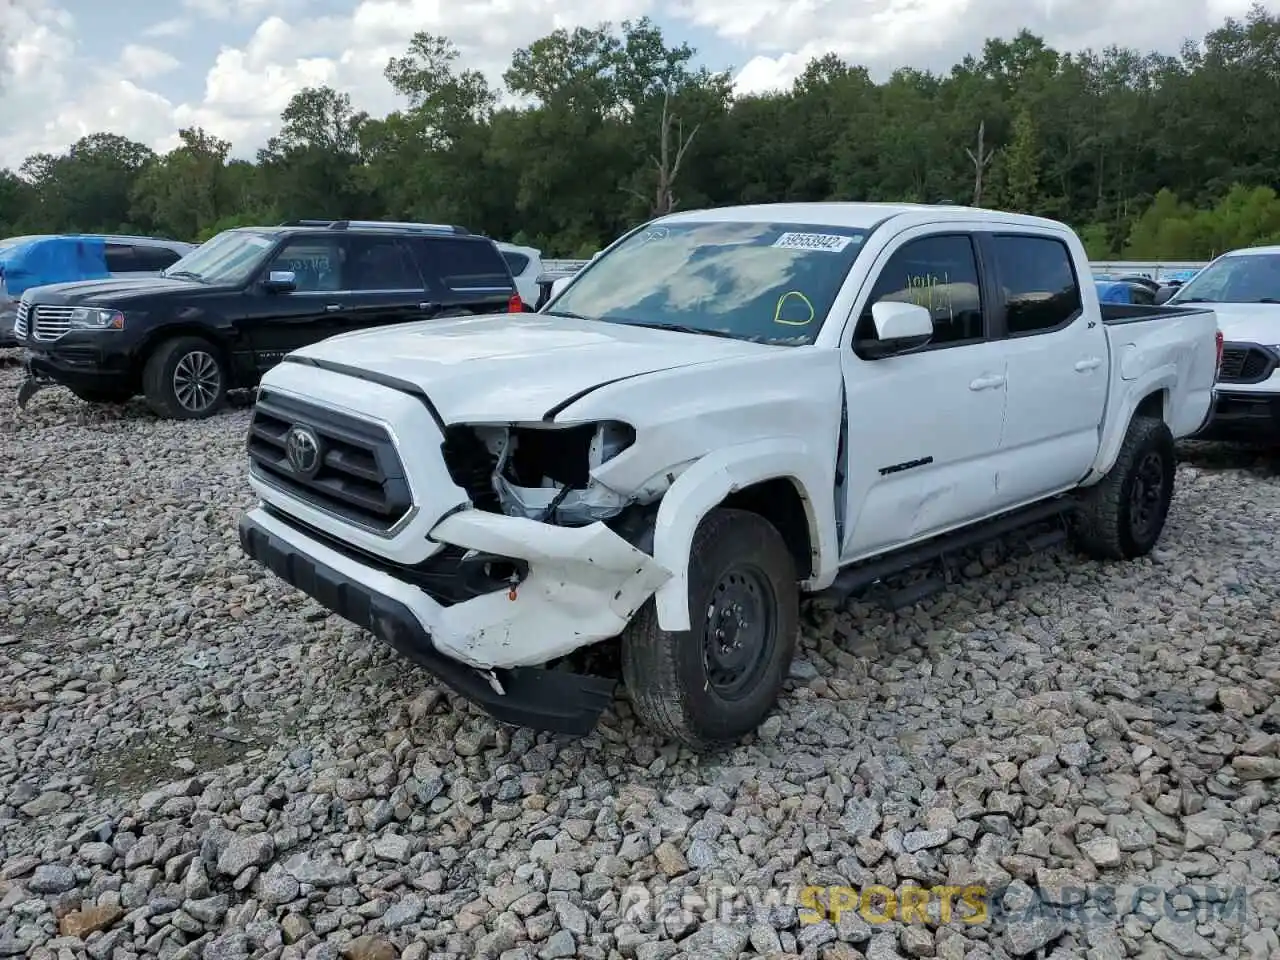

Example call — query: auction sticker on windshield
[772,232,857,253]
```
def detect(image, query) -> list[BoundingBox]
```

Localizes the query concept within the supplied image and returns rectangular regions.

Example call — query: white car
[1162,245,1280,442]
[495,242,543,308]
[237,202,1220,749]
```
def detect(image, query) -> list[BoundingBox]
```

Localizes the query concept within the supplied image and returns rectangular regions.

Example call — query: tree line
[3,4,1280,260]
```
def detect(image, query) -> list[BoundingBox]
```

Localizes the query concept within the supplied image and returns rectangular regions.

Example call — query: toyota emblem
[284,425,322,478]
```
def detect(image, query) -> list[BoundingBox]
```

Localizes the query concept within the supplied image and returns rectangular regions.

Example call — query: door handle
[969,374,1005,391]
[1074,357,1102,371]
[324,304,342,313]
[418,302,438,311]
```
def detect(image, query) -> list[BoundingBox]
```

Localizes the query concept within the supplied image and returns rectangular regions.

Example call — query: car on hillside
[1161,245,1280,442]
[1,234,195,348]
[12,219,524,419]
[236,202,1220,750]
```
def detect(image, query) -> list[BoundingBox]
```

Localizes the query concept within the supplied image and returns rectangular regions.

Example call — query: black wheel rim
[173,350,221,413]
[1129,450,1166,540]
[701,564,777,700]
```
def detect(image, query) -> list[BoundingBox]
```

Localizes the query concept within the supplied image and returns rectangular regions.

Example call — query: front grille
[1218,343,1277,384]
[14,300,29,339]
[32,305,76,342]
[247,390,413,533]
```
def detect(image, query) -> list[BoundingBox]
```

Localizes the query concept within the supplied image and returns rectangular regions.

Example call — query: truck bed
[1101,302,1214,325]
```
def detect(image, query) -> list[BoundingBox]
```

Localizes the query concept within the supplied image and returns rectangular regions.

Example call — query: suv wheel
[142,336,227,420]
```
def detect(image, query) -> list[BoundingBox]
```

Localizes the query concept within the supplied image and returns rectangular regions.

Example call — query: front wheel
[1071,415,1176,560]
[621,508,799,751]
[142,337,227,420]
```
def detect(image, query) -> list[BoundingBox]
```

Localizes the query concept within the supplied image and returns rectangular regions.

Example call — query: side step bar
[816,498,1075,609]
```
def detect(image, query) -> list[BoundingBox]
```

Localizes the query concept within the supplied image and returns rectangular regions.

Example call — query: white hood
[1200,302,1280,346]
[288,313,778,423]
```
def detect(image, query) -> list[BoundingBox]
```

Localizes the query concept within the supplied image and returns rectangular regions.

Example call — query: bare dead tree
[965,120,996,206]
[626,89,700,217]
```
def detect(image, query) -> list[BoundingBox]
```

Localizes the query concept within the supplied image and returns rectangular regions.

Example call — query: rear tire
[142,337,227,420]
[621,508,799,751]
[69,385,134,405]
[1071,415,1175,560]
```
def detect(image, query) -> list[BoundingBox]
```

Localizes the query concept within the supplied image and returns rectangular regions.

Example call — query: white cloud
[142,18,191,39]
[1,0,1278,170]
[120,44,180,81]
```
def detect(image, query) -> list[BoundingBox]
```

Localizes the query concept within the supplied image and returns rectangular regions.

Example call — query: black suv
[13,220,525,419]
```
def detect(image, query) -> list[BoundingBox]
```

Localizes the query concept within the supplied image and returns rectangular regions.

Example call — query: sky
[0,0,1273,171]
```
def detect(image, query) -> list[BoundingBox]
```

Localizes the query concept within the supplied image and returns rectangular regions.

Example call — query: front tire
[142,337,227,420]
[1071,415,1176,560]
[621,508,799,751]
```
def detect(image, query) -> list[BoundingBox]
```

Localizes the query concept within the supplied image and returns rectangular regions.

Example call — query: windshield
[1171,252,1280,304]
[161,229,276,284]
[548,220,871,344]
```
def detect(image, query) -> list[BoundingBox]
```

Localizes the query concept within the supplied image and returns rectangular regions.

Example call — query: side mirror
[1153,285,1175,305]
[858,301,934,358]
[263,270,296,293]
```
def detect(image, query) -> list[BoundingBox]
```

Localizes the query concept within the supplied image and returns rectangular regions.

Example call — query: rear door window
[345,236,423,291]
[501,251,530,276]
[988,235,1083,335]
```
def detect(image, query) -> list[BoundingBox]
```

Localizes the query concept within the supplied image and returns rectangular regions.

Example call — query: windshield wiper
[608,319,743,341]
[540,309,592,321]
[163,270,205,282]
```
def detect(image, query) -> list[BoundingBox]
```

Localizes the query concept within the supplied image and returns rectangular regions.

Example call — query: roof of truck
[657,202,1067,232]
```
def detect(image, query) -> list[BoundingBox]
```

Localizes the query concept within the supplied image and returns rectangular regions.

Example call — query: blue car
[1,234,195,348]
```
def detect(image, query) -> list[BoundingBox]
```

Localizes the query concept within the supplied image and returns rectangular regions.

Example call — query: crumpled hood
[288,312,779,422]
[1197,302,1280,346]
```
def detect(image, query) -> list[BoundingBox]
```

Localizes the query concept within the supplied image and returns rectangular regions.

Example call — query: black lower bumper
[19,347,132,391]
[1194,391,1280,443]
[237,512,617,736]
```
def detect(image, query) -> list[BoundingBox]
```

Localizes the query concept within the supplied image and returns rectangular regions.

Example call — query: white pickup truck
[1157,243,1280,443]
[237,202,1221,750]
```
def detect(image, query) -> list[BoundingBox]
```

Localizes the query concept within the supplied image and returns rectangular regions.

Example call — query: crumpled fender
[430,511,673,667]
[649,438,837,633]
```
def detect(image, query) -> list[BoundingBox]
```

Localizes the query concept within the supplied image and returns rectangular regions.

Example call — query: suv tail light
[508,293,524,313]
[1215,329,1224,378]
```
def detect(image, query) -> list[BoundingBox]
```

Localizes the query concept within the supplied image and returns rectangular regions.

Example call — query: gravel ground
[1,356,1278,960]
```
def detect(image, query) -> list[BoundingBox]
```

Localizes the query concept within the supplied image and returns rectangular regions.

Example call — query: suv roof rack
[278,219,470,235]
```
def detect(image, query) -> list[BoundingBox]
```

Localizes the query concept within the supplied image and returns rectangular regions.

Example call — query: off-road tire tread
[1071,414,1175,561]
[621,507,799,751]
[142,336,227,421]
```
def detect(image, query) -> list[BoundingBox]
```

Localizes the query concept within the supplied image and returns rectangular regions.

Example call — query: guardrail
[542,258,591,273]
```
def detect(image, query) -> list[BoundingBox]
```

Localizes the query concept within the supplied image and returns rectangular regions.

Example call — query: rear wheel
[1071,415,1176,560]
[142,336,227,420]
[621,508,799,751]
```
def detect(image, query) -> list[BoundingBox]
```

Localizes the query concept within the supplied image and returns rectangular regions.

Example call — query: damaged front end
[440,419,651,526]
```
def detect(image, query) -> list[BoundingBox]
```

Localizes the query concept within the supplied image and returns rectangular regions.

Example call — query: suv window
[266,237,344,292]
[104,243,137,273]
[990,235,1082,334]
[501,251,530,276]
[131,245,183,272]
[413,237,512,291]
[856,234,984,347]
[346,236,422,291]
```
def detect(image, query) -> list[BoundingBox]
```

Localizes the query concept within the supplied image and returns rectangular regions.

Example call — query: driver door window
[265,239,344,292]
[854,235,985,350]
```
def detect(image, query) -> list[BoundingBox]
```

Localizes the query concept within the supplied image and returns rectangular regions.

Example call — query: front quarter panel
[556,347,844,631]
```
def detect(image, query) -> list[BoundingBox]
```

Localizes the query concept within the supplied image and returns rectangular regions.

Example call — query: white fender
[1085,366,1175,484]
[650,438,838,632]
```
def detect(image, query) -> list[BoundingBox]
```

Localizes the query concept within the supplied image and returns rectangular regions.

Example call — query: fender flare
[650,438,838,632]
[1085,365,1175,484]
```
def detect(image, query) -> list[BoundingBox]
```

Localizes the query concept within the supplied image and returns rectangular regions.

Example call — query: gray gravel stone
[0,369,1277,960]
